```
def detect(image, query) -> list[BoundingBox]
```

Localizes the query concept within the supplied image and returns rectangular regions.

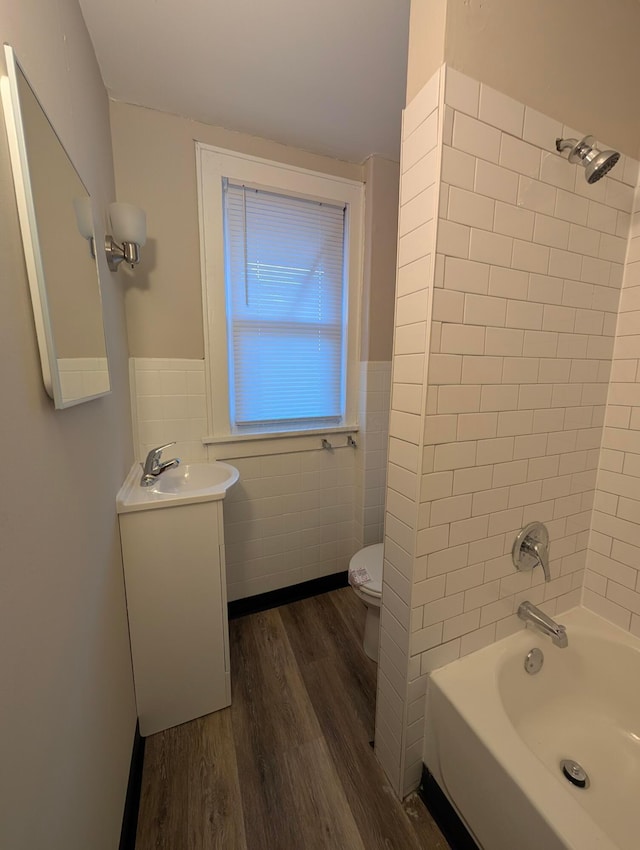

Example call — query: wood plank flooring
[135,587,449,850]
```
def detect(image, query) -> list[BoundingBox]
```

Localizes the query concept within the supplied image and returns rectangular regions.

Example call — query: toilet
[348,543,383,661]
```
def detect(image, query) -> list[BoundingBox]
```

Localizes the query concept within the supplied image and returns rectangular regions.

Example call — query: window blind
[223,181,347,432]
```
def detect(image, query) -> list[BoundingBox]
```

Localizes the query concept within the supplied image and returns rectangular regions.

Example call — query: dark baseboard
[419,766,480,850]
[119,721,146,850]
[228,571,348,619]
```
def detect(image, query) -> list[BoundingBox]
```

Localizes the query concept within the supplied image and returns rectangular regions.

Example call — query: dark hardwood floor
[135,587,449,850]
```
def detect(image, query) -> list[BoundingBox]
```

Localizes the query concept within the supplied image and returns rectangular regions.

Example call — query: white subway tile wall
[375,66,442,797]
[586,189,640,635]
[377,63,640,799]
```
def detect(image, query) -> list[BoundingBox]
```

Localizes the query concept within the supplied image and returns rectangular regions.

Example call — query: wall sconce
[73,196,96,259]
[105,202,147,271]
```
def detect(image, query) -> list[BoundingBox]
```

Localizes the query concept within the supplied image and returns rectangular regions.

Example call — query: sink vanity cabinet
[117,462,238,736]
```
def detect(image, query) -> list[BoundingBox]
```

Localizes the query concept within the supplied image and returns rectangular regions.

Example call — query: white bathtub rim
[426,685,599,850]
[427,605,639,850]
[428,683,615,850]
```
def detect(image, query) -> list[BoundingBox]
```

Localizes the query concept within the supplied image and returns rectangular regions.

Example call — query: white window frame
[196,143,364,444]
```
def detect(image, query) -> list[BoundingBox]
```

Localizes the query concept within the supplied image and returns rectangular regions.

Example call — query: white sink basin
[150,463,239,496]
[116,461,239,514]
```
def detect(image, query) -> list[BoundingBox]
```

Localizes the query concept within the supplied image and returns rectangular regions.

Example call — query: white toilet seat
[348,543,383,599]
[348,543,384,662]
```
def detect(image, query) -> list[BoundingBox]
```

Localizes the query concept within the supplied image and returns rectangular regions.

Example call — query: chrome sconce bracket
[105,235,141,271]
[104,202,146,272]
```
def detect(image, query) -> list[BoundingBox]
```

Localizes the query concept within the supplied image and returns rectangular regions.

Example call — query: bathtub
[424,606,640,850]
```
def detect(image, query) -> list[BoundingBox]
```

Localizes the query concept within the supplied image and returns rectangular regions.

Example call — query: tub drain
[560,759,590,788]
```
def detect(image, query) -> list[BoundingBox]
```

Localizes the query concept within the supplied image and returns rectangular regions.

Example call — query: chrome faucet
[140,442,180,487]
[518,601,568,648]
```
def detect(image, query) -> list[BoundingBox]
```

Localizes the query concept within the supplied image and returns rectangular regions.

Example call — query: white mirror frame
[1,44,110,408]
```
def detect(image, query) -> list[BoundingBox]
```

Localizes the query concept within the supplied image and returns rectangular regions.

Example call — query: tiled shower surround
[374,63,640,797]
[130,358,390,600]
[587,198,640,631]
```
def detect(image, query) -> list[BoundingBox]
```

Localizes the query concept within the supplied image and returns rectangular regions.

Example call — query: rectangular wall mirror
[1,44,110,408]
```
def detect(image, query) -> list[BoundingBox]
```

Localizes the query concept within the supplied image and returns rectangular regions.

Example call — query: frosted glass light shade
[73,196,94,239]
[109,202,147,246]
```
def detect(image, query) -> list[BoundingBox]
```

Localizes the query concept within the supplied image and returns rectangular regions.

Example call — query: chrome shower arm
[556,137,577,153]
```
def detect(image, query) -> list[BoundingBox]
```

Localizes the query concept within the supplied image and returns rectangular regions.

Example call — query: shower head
[556,135,620,184]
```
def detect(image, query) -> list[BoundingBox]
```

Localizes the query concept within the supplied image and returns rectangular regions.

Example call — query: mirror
[1,44,110,408]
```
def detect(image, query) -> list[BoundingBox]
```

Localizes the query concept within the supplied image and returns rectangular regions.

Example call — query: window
[197,146,364,440]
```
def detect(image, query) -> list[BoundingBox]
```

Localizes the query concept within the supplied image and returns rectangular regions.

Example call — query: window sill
[202,425,359,460]
[203,424,358,445]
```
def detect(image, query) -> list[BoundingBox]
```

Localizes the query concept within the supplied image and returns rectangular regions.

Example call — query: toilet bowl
[348,543,383,661]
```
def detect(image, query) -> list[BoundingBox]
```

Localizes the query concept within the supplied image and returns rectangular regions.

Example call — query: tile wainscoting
[129,358,208,464]
[129,358,390,600]
[221,449,356,601]
[58,357,110,401]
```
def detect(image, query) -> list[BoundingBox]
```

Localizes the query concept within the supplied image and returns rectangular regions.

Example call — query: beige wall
[361,155,400,362]
[0,2,137,848]
[405,0,446,106]
[439,0,640,158]
[110,100,364,358]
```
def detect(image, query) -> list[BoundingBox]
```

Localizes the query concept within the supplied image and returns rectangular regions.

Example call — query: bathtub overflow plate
[524,647,544,674]
[560,759,590,789]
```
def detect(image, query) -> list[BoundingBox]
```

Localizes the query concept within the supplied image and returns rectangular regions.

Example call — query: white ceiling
[78,0,410,163]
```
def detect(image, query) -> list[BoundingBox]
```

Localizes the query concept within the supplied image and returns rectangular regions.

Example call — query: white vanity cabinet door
[119,499,231,736]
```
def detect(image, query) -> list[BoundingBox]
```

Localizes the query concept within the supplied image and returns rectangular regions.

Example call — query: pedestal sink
[116,459,239,735]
